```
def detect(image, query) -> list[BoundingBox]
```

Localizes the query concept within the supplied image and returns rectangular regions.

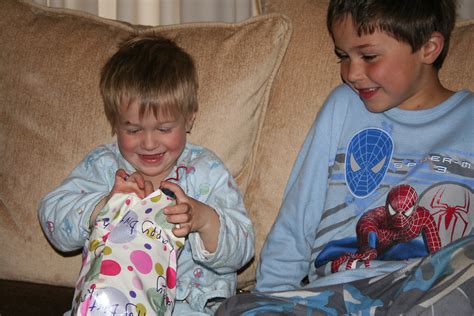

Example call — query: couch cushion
[239,0,474,288]
[238,0,340,288]
[0,0,291,288]
[439,18,474,91]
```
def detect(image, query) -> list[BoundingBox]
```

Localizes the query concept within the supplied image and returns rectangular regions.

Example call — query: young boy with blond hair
[38,35,254,315]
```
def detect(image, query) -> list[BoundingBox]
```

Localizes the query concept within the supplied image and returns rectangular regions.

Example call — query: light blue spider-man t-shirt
[256,84,474,292]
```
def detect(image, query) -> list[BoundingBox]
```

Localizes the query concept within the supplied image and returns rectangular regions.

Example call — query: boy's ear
[421,32,444,65]
[186,113,197,133]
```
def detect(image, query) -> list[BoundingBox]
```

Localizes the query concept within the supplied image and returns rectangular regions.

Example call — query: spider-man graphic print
[345,128,393,198]
[419,182,473,247]
[330,184,441,272]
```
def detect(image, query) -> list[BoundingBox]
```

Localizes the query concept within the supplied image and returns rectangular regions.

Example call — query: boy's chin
[362,101,396,113]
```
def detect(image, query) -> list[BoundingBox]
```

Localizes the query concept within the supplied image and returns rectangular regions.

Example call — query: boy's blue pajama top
[38,142,255,314]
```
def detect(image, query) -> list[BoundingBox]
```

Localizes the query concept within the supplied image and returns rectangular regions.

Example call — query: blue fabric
[256,84,474,292]
[217,235,474,315]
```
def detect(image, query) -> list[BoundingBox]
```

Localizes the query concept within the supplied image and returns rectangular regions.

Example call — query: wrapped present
[72,190,185,316]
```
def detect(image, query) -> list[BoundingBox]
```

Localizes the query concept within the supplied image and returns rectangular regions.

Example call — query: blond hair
[100,35,198,133]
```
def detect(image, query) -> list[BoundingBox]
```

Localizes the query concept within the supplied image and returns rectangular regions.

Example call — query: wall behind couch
[33,0,259,25]
[459,0,474,20]
[33,0,474,26]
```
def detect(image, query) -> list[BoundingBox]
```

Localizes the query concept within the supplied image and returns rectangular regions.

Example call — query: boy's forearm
[197,206,220,253]
[89,195,109,228]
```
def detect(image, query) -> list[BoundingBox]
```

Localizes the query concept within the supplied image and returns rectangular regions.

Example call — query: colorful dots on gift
[136,303,147,315]
[155,262,164,276]
[150,192,163,203]
[113,209,121,220]
[89,239,100,251]
[145,207,153,214]
[130,250,153,274]
[102,232,110,242]
[100,259,121,276]
[144,243,152,250]
[109,211,138,243]
[154,209,174,230]
[146,288,168,314]
[80,295,92,316]
[132,275,143,290]
[103,246,112,255]
[167,266,177,289]
[88,287,129,314]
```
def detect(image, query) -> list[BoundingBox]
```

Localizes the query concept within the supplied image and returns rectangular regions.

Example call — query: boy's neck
[405,69,455,110]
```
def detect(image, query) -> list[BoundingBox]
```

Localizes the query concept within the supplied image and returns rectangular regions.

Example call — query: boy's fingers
[165,208,191,234]
[134,174,146,189]
[115,169,129,181]
[123,172,145,189]
[144,181,154,196]
[172,225,189,237]
[165,203,188,216]
[160,181,186,201]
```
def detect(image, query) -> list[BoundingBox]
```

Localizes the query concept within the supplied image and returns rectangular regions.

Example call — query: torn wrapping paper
[71,190,185,316]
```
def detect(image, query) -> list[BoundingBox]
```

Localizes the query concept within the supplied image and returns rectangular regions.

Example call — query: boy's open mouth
[358,87,378,100]
[139,153,164,163]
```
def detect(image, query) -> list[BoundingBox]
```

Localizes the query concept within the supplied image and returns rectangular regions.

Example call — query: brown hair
[327,0,458,69]
[100,35,198,133]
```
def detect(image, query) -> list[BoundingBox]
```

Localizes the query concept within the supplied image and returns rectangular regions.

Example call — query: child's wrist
[89,195,108,228]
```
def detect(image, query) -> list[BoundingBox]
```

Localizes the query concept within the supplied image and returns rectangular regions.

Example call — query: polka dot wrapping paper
[71,190,184,316]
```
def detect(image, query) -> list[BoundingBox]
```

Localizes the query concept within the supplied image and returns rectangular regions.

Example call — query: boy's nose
[346,61,364,83]
[142,132,158,150]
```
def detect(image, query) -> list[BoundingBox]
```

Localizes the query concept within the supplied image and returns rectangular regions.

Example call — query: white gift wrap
[71,190,185,316]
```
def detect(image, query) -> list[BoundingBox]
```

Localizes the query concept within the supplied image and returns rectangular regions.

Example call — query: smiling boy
[38,35,254,315]
[216,1,474,314]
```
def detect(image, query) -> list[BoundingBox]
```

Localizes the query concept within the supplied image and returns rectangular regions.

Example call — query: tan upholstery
[0,0,472,291]
[0,0,291,287]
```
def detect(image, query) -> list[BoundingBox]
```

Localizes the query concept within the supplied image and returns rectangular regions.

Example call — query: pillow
[239,0,340,289]
[0,0,291,288]
[439,18,474,91]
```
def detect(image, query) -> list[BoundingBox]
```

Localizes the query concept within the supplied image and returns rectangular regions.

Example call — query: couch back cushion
[439,19,474,91]
[0,0,291,288]
[238,0,340,287]
[239,0,474,288]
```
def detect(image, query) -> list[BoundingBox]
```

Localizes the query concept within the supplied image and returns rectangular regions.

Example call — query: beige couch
[1,0,473,313]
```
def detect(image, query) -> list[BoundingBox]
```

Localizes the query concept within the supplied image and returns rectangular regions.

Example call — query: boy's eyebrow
[354,44,375,49]
[121,119,178,125]
[335,43,376,52]
[121,120,139,126]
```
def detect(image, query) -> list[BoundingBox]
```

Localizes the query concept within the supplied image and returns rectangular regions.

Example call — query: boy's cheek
[117,133,135,149]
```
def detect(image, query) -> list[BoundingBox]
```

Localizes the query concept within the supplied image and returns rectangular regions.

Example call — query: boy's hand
[161,181,220,252]
[89,169,154,227]
[111,169,154,199]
